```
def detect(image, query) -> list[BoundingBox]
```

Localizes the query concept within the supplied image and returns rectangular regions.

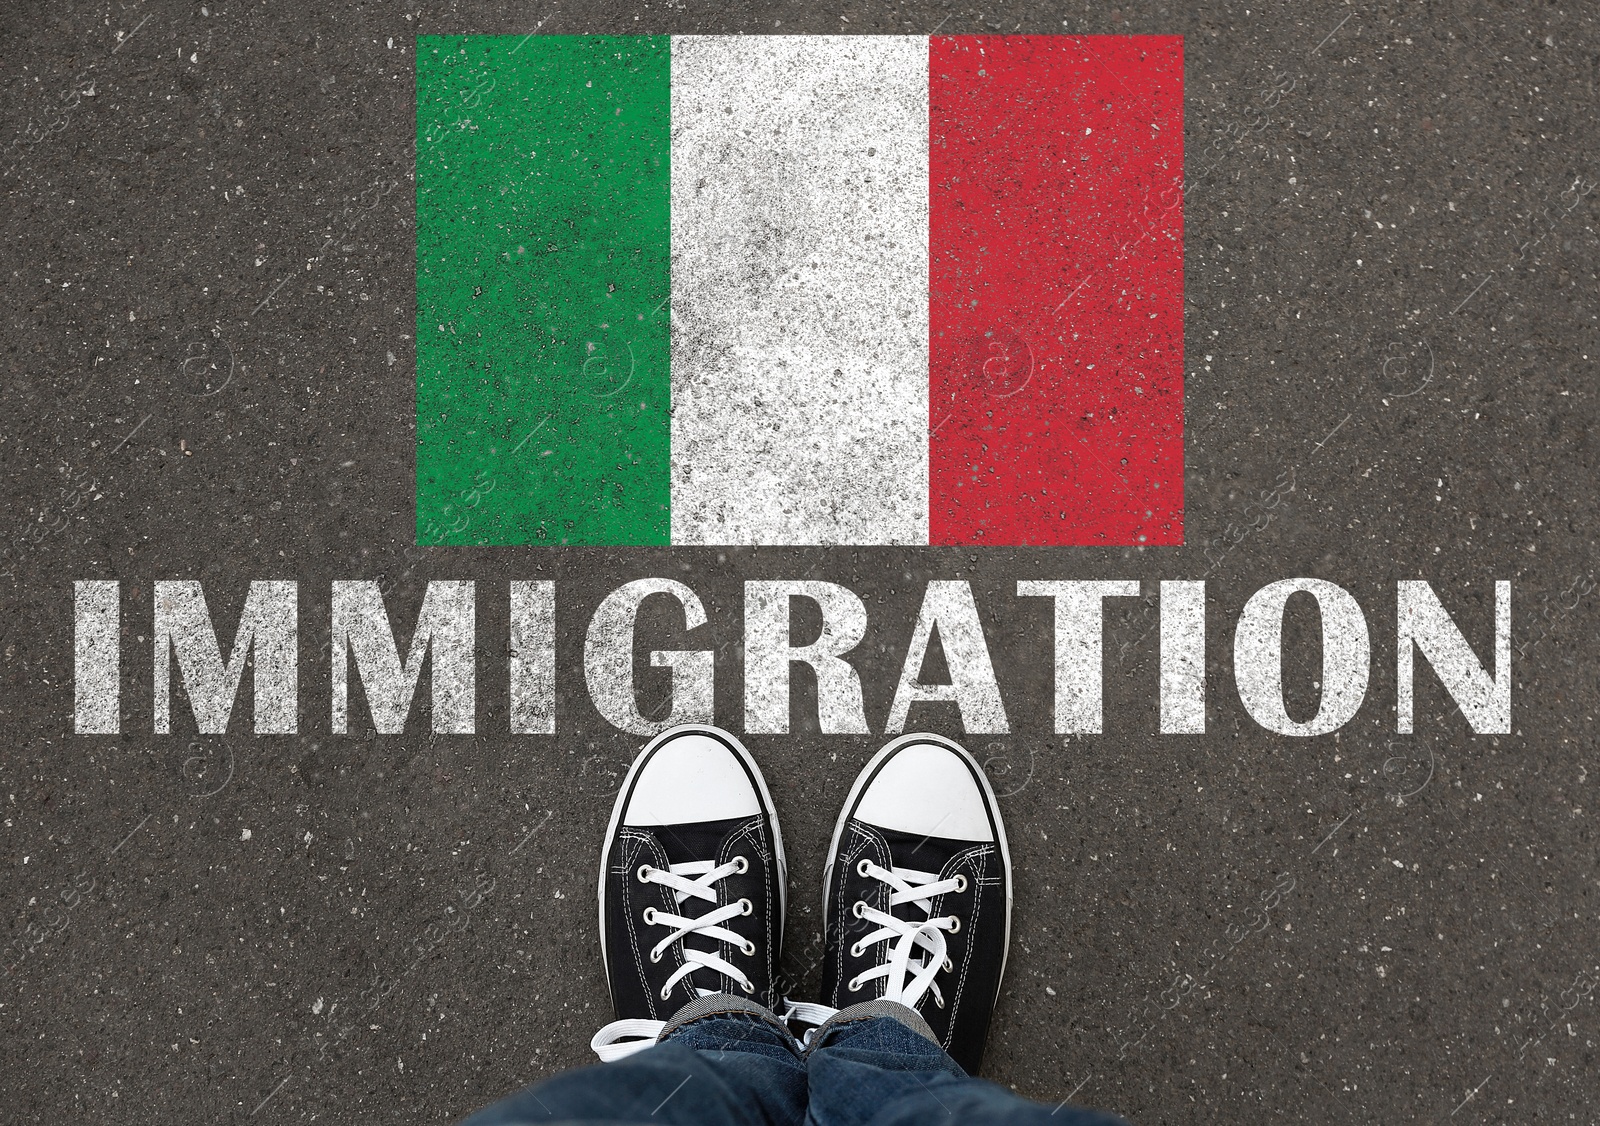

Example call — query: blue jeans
[461,1000,1127,1126]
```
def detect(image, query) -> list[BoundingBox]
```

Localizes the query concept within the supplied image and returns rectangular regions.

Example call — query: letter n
[1397,580,1510,734]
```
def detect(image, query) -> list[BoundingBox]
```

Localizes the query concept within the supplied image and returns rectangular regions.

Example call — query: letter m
[153,581,298,733]
[331,581,475,734]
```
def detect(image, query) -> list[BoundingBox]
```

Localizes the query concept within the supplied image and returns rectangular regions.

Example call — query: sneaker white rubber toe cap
[619,729,763,826]
[853,738,996,842]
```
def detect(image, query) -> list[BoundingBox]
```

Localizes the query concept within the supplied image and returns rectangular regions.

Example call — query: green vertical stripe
[416,36,671,545]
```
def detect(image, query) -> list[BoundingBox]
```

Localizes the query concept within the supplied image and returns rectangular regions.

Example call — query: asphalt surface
[3,0,1598,1123]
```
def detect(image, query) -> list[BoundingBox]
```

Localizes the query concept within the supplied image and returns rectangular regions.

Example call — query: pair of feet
[592,726,1012,1075]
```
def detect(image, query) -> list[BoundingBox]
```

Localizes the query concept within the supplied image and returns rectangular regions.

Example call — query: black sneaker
[819,733,1012,1074]
[591,725,787,1059]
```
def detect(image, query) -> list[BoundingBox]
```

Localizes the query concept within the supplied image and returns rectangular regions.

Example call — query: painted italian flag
[416,34,1183,546]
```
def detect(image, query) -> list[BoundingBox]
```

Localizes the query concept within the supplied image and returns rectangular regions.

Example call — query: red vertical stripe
[929,36,1184,546]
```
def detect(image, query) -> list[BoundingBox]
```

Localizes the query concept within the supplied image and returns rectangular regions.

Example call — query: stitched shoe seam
[941,844,991,1040]
[720,816,770,998]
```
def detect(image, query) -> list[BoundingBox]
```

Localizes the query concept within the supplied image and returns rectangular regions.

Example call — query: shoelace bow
[591,857,754,1061]
[790,859,967,1047]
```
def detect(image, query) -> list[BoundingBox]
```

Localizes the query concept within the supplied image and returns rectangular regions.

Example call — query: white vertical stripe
[669,35,929,545]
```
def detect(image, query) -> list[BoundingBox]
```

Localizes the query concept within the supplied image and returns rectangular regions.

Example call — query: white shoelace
[845,860,964,1010]
[792,860,967,1047]
[591,857,754,1061]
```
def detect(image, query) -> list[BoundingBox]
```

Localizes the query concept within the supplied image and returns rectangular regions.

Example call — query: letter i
[1159,581,1205,734]
[75,580,119,733]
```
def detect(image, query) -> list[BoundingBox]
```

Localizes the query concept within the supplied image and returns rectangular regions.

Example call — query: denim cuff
[802,998,940,1055]
[657,991,792,1045]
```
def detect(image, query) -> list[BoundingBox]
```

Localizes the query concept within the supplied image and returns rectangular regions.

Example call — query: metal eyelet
[856,858,873,877]
[852,901,867,919]
[732,855,749,874]
[738,898,753,916]
[660,986,672,1001]
[947,917,961,935]
[934,993,946,1009]
[740,939,756,956]
[740,979,756,994]
[636,864,654,883]
[953,874,969,893]
[642,907,657,925]
[846,976,863,993]
[942,956,953,972]
[849,941,865,958]
[649,948,662,963]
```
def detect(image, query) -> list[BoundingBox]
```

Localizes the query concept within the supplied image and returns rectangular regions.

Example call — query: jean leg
[461,1013,806,1126]
[804,1009,1128,1126]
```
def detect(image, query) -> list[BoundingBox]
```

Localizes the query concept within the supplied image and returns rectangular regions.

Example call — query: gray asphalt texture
[3,0,1598,1122]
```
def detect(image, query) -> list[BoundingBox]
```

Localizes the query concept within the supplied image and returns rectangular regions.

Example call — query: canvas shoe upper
[590,725,786,1060]
[818,733,1013,1074]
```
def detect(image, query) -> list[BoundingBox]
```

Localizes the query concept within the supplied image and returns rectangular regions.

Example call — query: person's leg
[804,734,1128,1126]
[803,1004,1124,1126]
[461,996,806,1126]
